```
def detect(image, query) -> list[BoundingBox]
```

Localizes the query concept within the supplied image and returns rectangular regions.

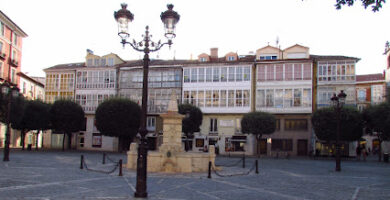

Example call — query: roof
[356,73,385,82]
[0,10,28,37]
[310,55,360,62]
[17,72,44,87]
[44,62,86,71]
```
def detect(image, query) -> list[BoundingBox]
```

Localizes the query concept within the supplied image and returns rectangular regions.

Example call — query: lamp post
[330,90,347,172]
[114,3,180,198]
[1,82,20,161]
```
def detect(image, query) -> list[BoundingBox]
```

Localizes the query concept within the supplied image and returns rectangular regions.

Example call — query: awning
[230,135,247,143]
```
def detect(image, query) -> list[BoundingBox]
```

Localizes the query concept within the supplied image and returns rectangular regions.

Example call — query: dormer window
[108,58,114,66]
[199,57,207,62]
[259,55,277,60]
[101,58,106,66]
[228,56,236,61]
[94,58,99,66]
[87,59,93,66]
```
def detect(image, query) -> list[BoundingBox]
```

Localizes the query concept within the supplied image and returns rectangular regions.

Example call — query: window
[12,32,18,45]
[101,58,106,66]
[220,90,227,107]
[210,118,218,133]
[294,64,302,80]
[198,90,204,107]
[235,90,242,106]
[266,65,274,81]
[285,64,293,80]
[293,89,302,107]
[191,68,197,82]
[108,58,114,66]
[259,55,277,60]
[284,119,308,131]
[271,139,292,151]
[257,65,266,81]
[94,58,99,66]
[243,90,250,107]
[206,68,212,82]
[266,89,274,107]
[87,59,92,66]
[10,68,16,83]
[190,91,197,105]
[302,89,312,107]
[275,119,280,131]
[228,67,235,81]
[256,89,265,108]
[213,67,220,82]
[22,82,26,94]
[0,42,3,53]
[198,68,205,82]
[200,57,207,62]
[236,67,243,81]
[275,89,283,108]
[183,69,190,83]
[228,56,235,61]
[228,90,235,107]
[284,89,293,108]
[147,117,156,131]
[243,66,250,81]
[0,22,4,36]
[206,90,212,107]
[221,67,227,82]
[212,90,219,107]
[92,133,102,148]
[357,89,366,102]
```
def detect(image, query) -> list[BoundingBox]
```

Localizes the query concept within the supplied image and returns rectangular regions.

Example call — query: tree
[178,104,203,151]
[312,107,363,142]
[362,102,390,161]
[21,100,51,150]
[241,111,276,156]
[0,93,26,149]
[50,100,84,151]
[335,0,386,12]
[95,98,141,152]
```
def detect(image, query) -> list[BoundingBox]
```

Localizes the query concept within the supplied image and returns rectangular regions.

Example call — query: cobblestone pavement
[0,150,389,200]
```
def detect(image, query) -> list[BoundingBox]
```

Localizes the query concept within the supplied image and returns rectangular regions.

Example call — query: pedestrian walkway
[0,150,389,200]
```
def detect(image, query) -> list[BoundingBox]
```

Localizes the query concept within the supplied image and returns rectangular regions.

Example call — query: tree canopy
[241,111,276,139]
[178,104,203,134]
[312,106,363,142]
[50,99,85,150]
[22,100,51,131]
[362,102,390,141]
[335,0,385,12]
[95,98,141,151]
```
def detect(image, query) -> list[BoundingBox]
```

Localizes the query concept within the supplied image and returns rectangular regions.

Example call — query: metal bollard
[80,155,84,169]
[255,159,259,174]
[119,159,123,176]
[103,153,106,164]
[242,153,246,168]
[208,161,212,179]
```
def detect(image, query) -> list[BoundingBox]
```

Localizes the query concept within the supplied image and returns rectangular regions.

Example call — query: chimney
[210,48,218,60]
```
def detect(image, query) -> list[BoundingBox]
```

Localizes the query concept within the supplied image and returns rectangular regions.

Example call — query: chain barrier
[212,161,256,177]
[106,154,119,164]
[215,157,243,167]
[82,157,119,174]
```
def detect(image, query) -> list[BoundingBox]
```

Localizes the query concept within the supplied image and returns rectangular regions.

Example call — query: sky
[1,0,390,77]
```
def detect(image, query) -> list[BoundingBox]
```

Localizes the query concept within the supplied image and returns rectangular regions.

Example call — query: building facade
[0,11,28,149]
[255,44,313,157]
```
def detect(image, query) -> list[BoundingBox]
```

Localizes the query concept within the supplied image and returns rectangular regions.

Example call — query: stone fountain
[127,93,215,173]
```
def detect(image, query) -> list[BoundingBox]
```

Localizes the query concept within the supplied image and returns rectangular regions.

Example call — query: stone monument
[127,92,215,173]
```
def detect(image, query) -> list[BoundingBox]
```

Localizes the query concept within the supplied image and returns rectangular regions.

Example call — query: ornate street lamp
[330,90,346,172]
[114,3,180,198]
[1,82,20,161]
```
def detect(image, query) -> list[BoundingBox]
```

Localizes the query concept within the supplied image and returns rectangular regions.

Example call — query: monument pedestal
[127,92,215,173]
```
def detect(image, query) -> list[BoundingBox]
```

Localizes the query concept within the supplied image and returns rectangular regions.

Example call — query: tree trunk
[21,129,25,150]
[378,138,382,162]
[62,133,65,151]
[35,130,39,151]
[256,134,262,158]
[67,133,72,150]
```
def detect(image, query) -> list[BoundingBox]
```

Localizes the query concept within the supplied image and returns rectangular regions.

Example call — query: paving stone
[0,150,389,200]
